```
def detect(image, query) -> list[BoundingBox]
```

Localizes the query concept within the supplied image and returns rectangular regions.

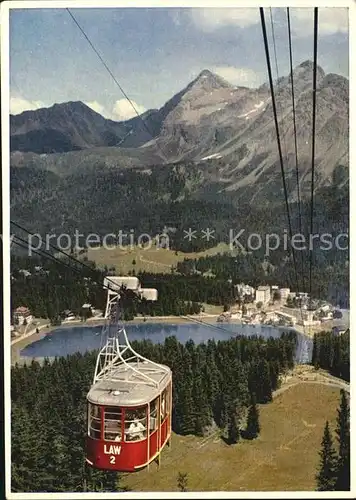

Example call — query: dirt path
[275,365,349,397]
[139,254,171,269]
[11,322,49,346]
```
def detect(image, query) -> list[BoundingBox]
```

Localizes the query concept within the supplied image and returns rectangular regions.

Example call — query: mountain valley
[10,60,349,246]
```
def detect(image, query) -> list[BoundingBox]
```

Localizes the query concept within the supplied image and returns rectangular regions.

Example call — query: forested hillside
[312,330,350,381]
[11,250,349,325]
[10,159,349,307]
[10,163,348,247]
[175,252,348,307]
[11,256,241,322]
[11,332,296,492]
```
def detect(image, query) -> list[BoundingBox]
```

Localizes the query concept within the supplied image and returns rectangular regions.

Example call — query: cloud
[112,99,146,121]
[86,99,146,121]
[291,7,348,36]
[10,96,147,122]
[191,8,259,31]
[213,66,262,87]
[10,96,46,115]
[191,7,348,37]
[85,100,111,119]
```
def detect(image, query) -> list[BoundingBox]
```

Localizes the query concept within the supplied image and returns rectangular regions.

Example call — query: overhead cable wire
[269,7,300,294]
[12,7,313,340]
[11,220,143,297]
[309,7,319,298]
[12,221,310,352]
[10,224,238,336]
[11,221,234,323]
[11,238,48,259]
[66,8,169,164]
[286,7,306,294]
[11,234,255,339]
[11,234,104,282]
[282,8,308,340]
[260,8,300,295]
[14,226,312,487]
[269,8,280,86]
[257,9,294,294]
[11,234,153,337]
[269,7,292,188]
[11,229,125,300]
[264,9,307,338]
[66,5,310,323]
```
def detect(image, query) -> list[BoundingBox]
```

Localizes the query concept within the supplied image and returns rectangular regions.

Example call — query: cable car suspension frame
[93,280,170,389]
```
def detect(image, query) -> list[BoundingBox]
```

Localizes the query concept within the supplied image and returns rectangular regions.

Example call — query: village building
[256,286,271,304]
[13,306,33,326]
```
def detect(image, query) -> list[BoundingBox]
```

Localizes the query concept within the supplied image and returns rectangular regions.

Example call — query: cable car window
[104,407,122,442]
[124,407,147,442]
[149,397,159,434]
[166,383,171,418]
[88,403,101,440]
[161,389,168,422]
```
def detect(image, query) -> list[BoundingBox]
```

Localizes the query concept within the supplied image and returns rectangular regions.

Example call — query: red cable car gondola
[86,277,172,472]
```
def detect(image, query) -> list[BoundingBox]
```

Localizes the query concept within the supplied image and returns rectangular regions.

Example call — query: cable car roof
[139,288,158,301]
[87,361,171,406]
[103,276,140,292]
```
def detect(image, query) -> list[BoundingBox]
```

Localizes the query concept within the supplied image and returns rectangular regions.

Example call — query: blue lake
[21,321,313,364]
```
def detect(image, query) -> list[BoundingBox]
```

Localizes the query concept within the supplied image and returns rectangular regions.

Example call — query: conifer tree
[177,472,188,492]
[176,351,195,435]
[336,390,350,462]
[205,349,220,413]
[192,362,211,434]
[259,359,272,403]
[10,327,299,491]
[218,394,230,430]
[11,404,48,491]
[268,360,280,390]
[335,390,350,491]
[227,404,240,444]
[316,421,338,491]
[244,393,260,440]
[234,363,250,408]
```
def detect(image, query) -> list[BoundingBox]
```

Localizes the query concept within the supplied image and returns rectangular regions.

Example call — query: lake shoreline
[11,313,320,366]
[11,314,219,364]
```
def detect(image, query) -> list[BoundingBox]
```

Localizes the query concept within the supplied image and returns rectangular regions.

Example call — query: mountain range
[10,60,349,206]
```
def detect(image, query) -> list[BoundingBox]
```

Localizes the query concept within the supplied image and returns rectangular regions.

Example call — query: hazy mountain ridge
[10,101,163,153]
[10,61,349,203]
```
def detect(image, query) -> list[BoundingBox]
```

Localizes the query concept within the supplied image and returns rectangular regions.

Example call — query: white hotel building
[256,286,271,304]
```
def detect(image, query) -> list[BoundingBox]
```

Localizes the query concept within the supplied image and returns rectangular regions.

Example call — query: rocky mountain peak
[10,60,348,195]
[293,59,325,80]
[190,69,233,91]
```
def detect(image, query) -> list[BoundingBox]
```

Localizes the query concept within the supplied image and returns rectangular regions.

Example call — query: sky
[9,6,349,120]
